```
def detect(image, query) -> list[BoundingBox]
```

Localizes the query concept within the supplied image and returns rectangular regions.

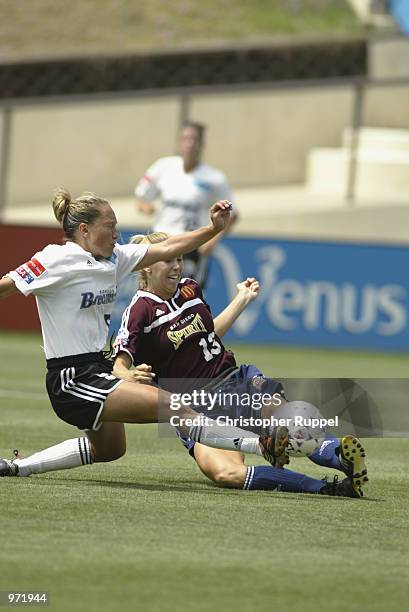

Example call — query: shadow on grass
[25,475,385,502]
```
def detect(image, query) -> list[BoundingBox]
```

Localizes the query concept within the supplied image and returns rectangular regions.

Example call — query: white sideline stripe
[0,388,46,400]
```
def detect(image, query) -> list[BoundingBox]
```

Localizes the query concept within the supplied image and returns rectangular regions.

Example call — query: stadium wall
[3,82,409,209]
[0,224,62,331]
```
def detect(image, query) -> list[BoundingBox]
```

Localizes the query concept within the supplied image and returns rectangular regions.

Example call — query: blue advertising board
[112,231,409,351]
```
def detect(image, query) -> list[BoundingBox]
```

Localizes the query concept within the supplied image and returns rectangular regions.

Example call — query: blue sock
[308,434,342,471]
[244,465,324,494]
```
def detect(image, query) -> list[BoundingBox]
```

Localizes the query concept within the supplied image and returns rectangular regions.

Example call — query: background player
[135,121,237,287]
[113,232,368,498]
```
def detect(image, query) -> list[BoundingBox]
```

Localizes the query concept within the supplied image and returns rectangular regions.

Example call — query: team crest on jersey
[181,285,195,299]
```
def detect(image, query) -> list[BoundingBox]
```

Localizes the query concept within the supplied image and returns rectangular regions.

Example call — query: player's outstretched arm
[137,200,231,269]
[113,352,155,385]
[213,278,260,338]
[0,277,19,299]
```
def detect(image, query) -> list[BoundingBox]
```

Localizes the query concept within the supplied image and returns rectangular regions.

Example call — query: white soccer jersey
[135,155,234,234]
[6,241,148,359]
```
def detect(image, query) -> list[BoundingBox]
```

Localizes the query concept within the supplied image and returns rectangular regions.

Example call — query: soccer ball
[275,400,326,457]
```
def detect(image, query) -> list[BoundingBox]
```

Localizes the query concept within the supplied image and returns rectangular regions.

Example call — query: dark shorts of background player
[46,352,124,431]
[183,250,210,289]
[177,363,287,457]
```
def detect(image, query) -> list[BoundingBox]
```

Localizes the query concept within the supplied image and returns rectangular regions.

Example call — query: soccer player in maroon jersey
[112,233,368,497]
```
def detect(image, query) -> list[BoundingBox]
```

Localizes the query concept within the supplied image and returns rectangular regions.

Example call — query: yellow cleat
[339,435,368,497]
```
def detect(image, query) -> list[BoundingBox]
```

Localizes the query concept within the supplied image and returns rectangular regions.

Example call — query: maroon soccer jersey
[114,278,236,380]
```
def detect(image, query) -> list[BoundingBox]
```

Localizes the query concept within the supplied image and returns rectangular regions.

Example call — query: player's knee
[91,444,126,463]
[212,465,245,489]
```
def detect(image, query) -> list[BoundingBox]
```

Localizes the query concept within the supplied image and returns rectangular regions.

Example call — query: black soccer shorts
[46,352,124,431]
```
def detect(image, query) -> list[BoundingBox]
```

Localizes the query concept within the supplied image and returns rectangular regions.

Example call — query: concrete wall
[364,84,409,128]
[369,38,409,79]
[2,80,409,208]
[190,87,355,187]
[6,97,181,206]
[366,38,409,128]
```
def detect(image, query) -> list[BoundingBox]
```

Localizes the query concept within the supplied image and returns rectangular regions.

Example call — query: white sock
[14,438,93,477]
[189,422,261,455]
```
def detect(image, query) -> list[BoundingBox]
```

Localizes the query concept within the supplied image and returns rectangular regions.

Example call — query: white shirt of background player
[135,122,236,255]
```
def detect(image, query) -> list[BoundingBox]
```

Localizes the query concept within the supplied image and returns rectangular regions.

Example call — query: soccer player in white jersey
[0,189,288,478]
[135,122,237,287]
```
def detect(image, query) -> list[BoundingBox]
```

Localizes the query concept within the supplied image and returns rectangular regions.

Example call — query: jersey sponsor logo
[26,257,46,277]
[167,312,207,350]
[80,289,116,309]
[15,265,34,284]
[181,285,195,299]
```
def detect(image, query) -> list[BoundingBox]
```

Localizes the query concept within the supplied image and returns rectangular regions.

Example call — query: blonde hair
[130,232,169,290]
[52,188,110,240]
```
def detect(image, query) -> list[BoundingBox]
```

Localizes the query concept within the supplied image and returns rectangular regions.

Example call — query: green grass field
[1,332,408,612]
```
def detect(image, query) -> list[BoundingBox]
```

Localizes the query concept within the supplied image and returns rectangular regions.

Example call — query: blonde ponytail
[52,188,110,239]
[52,188,71,225]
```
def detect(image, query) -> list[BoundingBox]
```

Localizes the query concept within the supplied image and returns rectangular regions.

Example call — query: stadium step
[307,127,409,197]
[342,127,409,153]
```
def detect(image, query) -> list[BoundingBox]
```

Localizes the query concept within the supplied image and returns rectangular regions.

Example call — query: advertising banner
[112,232,409,351]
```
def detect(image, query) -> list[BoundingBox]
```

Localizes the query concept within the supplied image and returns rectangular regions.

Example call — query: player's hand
[236,278,260,304]
[209,200,231,232]
[124,364,155,384]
